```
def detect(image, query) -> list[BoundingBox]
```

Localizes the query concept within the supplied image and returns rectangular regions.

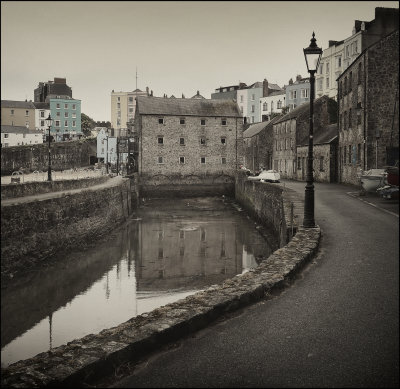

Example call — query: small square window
[201,157,206,164]
[221,157,226,164]
[158,156,163,164]
[221,137,226,145]
[180,137,185,145]
[179,156,185,164]
[158,137,164,144]
[221,119,227,126]
[201,119,206,126]
[10,109,14,115]
[180,118,185,124]
[200,138,206,145]
[159,118,164,124]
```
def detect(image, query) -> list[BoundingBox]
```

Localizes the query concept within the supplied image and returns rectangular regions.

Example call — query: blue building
[50,97,82,141]
[285,75,310,112]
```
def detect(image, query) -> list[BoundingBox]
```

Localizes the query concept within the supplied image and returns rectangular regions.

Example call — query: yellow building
[110,88,149,130]
[1,100,36,129]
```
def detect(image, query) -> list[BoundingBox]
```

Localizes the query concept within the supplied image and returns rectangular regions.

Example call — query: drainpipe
[363,54,367,171]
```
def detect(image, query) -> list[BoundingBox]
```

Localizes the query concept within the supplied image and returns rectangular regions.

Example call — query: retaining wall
[0,175,321,388]
[1,177,133,281]
[1,176,109,200]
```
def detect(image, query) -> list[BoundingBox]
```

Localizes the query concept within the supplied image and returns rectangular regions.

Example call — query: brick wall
[1,138,97,175]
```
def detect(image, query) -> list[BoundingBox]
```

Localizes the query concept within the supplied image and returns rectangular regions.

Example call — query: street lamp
[302,32,322,228]
[45,113,53,181]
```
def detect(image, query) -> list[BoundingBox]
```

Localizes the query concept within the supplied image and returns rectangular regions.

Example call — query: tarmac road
[111,181,399,388]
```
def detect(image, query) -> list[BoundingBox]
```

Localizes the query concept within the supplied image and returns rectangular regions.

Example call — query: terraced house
[134,96,243,189]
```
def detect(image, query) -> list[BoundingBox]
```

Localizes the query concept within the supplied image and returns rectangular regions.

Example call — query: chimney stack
[263,79,269,97]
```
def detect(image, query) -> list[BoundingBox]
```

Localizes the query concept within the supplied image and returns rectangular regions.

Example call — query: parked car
[248,169,280,183]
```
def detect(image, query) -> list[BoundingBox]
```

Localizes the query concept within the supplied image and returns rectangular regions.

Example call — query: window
[40,111,45,117]
[326,77,330,88]
[271,101,274,111]
[56,103,60,109]
[200,137,206,145]
[240,106,243,113]
[158,156,163,164]
[41,120,45,126]
[25,110,29,116]
[159,118,164,124]
[64,104,68,109]
[337,56,342,68]
[251,117,255,123]
[180,137,185,145]
[326,63,330,74]
[72,104,76,110]
[129,97,133,102]
[320,157,324,171]
[344,146,347,164]
[277,100,282,109]
[180,118,185,124]
[221,137,226,145]
[10,109,14,115]
[129,108,134,113]
[221,119,227,125]
[56,111,60,117]
[348,145,352,164]
[240,95,243,103]
[251,94,255,101]
[320,63,323,74]
[179,156,185,164]
[221,157,226,164]
[158,136,164,144]
[251,105,255,113]
[64,120,68,127]
[357,144,361,163]
[263,102,267,111]
[201,157,206,164]
[301,89,309,98]
[201,119,206,125]
[64,112,69,117]
[72,120,76,127]
[346,45,350,57]
[357,112,361,125]
[317,79,323,91]
[358,63,362,84]
[293,90,297,99]
[4,134,9,138]
[72,113,76,118]
[118,97,120,101]
[55,120,60,127]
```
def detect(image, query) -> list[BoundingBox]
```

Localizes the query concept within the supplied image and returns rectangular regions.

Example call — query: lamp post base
[303,183,315,228]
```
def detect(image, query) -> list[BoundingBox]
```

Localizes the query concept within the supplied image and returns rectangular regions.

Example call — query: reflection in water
[1,197,275,367]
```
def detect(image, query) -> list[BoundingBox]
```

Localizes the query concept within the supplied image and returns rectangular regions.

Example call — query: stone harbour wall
[1,176,109,200]
[0,174,321,388]
[1,177,132,281]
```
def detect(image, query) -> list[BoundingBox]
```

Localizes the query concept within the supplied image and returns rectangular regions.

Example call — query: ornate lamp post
[45,113,53,181]
[303,32,322,228]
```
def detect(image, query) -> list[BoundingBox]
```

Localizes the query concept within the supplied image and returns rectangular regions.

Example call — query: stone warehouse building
[272,95,338,180]
[134,96,243,187]
[242,116,281,173]
[296,124,338,183]
[337,29,399,185]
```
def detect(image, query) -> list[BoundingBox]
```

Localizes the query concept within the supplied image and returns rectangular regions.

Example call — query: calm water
[1,197,275,367]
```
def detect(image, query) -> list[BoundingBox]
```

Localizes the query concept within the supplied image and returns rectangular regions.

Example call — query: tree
[81,113,96,137]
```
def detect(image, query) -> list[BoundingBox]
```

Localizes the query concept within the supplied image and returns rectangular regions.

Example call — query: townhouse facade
[1,100,36,129]
[285,76,310,111]
[134,96,243,180]
[259,90,286,122]
[33,102,51,137]
[337,29,399,186]
[1,125,43,147]
[111,88,150,130]
[272,95,338,180]
[34,77,72,102]
[50,97,82,141]
[316,40,344,100]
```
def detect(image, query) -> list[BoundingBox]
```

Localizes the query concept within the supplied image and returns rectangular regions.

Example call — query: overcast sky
[1,1,398,122]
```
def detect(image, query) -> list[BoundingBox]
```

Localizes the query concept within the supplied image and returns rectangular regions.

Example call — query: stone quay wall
[1,174,321,388]
[1,176,109,200]
[1,177,133,281]
[0,138,97,176]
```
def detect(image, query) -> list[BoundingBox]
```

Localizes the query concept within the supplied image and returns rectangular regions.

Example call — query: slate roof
[267,90,285,97]
[1,125,43,134]
[32,102,50,109]
[136,96,242,117]
[297,123,338,146]
[274,95,330,124]
[243,116,281,138]
[1,100,36,109]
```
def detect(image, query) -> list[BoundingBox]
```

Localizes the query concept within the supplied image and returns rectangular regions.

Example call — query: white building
[1,125,44,147]
[259,90,286,122]
[96,128,128,165]
[237,88,248,120]
[316,40,344,100]
[33,102,51,138]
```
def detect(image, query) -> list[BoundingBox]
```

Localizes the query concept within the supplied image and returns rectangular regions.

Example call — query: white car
[248,170,280,183]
